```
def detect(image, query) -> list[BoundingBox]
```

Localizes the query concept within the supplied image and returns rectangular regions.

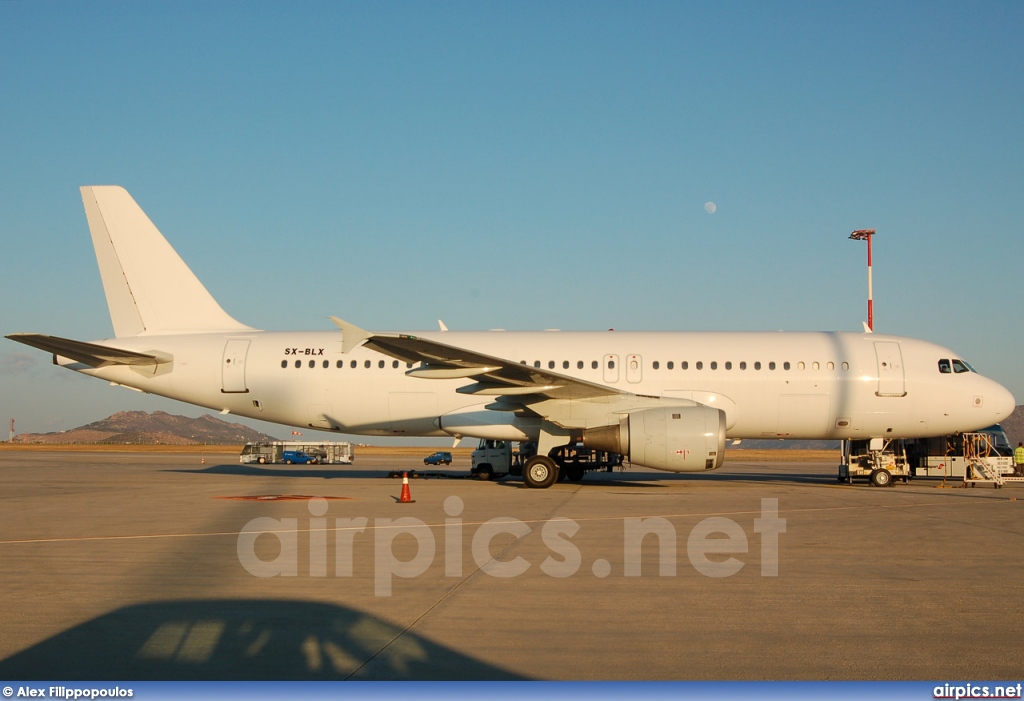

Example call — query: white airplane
[7,186,1016,488]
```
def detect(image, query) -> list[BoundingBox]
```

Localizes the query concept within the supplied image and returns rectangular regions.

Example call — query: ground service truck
[470,439,622,481]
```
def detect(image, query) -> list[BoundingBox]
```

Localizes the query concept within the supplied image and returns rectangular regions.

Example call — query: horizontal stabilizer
[5,333,170,368]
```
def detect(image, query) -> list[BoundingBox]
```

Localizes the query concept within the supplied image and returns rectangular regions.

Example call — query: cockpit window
[952,359,972,373]
[938,359,951,374]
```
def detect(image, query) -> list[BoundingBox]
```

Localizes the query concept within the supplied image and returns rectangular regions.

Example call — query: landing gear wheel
[524,456,559,489]
[566,464,585,482]
[869,468,892,488]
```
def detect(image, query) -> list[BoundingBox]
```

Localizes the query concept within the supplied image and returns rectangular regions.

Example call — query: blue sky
[2,1,1022,438]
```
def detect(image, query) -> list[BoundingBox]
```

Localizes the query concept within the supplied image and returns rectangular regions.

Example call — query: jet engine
[582,406,726,472]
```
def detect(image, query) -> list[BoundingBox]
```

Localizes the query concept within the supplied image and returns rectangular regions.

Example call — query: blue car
[282,450,319,465]
[423,451,452,465]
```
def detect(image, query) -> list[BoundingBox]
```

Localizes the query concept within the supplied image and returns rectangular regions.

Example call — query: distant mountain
[11,411,278,445]
[730,439,840,450]
[999,406,1024,447]
[731,405,1024,450]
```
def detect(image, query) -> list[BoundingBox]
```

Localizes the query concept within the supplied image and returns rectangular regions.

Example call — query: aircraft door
[221,339,250,393]
[874,341,906,397]
[603,354,620,384]
[626,354,642,383]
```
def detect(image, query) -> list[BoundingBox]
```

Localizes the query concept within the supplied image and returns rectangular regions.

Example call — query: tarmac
[0,449,1021,681]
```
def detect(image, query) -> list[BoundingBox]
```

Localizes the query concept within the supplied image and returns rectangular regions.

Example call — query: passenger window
[337,360,343,368]
[323,360,329,369]
[682,361,688,370]
[379,360,385,368]
[952,359,970,373]
[811,362,818,370]
[769,362,776,370]
[351,360,357,368]
[739,361,746,370]
[608,360,615,369]
[534,361,541,368]
[563,360,569,369]
[591,360,598,369]
[364,360,371,368]
[667,361,674,370]
[841,362,849,371]
[827,362,834,370]
[754,362,761,370]
[710,361,717,370]
[393,360,399,368]
[309,360,315,368]
[295,360,301,368]
[281,360,288,368]
[783,362,790,370]
[725,361,732,370]
[577,361,584,370]
[548,360,555,369]
[696,361,703,370]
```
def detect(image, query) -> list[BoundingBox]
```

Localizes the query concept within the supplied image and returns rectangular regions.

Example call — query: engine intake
[583,406,726,472]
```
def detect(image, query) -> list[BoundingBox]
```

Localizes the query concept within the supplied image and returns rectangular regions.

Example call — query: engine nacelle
[583,406,726,472]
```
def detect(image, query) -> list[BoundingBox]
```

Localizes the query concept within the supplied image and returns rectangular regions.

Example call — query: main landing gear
[523,455,559,489]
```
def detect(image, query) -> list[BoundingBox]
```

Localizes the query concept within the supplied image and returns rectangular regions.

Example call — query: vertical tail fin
[81,186,253,337]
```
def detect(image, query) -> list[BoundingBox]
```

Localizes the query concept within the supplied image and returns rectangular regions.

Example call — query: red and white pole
[850,229,875,331]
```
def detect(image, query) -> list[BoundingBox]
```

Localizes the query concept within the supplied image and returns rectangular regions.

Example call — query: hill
[998,406,1024,447]
[11,411,277,445]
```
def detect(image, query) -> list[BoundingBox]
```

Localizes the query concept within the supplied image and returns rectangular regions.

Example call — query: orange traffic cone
[399,471,415,503]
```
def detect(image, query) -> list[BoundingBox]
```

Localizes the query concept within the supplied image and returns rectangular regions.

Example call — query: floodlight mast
[849,229,875,331]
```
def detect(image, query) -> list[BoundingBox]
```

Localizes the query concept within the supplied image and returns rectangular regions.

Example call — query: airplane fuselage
[67,329,1012,442]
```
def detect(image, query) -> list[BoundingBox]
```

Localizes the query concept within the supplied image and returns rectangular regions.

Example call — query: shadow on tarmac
[0,599,527,680]
[166,464,389,479]
[167,462,838,486]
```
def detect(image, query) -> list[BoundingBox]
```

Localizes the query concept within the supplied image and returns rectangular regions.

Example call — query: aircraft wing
[330,317,622,401]
[5,333,168,368]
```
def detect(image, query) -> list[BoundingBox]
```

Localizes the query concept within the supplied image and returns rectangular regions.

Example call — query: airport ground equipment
[905,428,1017,487]
[470,439,622,482]
[239,440,354,465]
[838,438,909,487]
[954,432,1010,488]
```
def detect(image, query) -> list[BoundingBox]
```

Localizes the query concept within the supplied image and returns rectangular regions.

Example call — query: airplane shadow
[0,599,528,680]
[166,464,390,480]
[171,464,838,487]
[559,468,838,487]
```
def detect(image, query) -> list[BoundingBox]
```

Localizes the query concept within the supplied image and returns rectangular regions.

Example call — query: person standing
[1014,442,1024,476]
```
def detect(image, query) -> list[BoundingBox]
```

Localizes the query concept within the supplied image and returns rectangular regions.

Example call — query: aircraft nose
[988,380,1016,423]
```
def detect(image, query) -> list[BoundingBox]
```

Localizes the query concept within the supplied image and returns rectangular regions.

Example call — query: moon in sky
[704,201,717,214]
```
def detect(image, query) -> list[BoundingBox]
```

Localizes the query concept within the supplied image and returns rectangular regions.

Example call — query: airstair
[962,433,1006,488]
